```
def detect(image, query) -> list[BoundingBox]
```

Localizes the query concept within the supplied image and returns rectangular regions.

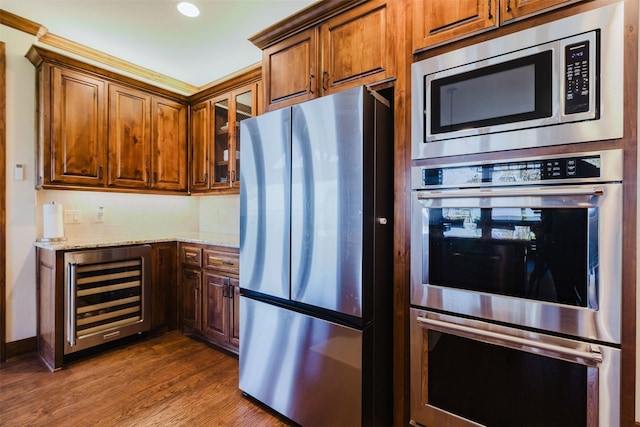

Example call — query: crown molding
[0,9,198,95]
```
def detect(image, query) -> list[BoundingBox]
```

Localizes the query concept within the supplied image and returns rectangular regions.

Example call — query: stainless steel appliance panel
[240,296,363,427]
[411,2,624,159]
[240,108,291,300]
[410,308,620,427]
[411,182,622,344]
[290,87,367,317]
[410,150,623,344]
[63,245,151,354]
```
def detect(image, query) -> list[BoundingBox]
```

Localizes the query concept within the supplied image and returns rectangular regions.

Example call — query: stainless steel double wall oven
[410,150,623,427]
[409,3,625,426]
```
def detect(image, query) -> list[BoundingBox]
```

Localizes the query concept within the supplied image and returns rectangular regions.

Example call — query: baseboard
[4,336,37,359]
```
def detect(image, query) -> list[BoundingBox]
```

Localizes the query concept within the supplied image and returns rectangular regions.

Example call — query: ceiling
[1,0,317,89]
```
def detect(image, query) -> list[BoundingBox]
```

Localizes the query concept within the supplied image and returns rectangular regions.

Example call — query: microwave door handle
[417,186,604,199]
[417,316,602,364]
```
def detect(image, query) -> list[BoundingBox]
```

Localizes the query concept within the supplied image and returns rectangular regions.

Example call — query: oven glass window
[429,51,553,134]
[427,207,594,307]
[428,330,588,426]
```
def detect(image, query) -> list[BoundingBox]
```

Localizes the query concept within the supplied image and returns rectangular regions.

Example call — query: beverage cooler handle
[416,316,603,363]
[67,263,77,348]
[417,186,604,199]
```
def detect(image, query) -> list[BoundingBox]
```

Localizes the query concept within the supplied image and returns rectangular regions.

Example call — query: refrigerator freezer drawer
[239,296,362,426]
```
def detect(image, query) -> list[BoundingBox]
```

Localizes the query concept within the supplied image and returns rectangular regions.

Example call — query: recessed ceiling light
[177,2,200,18]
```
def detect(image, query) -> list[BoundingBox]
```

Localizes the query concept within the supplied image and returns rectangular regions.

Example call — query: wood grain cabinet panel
[151,98,187,191]
[49,66,107,186]
[261,0,392,111]
[181,267,202,331]
[189,82,259,194]
[108,84,152,188]
[151,243,177,330]
[203,272,230,342]
[413,0,588,52]
[264,28,318,108]
[413,0,498,52]
[321,0,393,94]
[178,243,239,354]
[189,99,211,192]
[28,46,189,194]
[500,0,585,24]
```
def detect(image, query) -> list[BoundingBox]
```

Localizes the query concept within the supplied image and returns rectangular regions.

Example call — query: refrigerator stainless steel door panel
[239,296,363,427]
[291,87,366,317]
[240,108,291,300]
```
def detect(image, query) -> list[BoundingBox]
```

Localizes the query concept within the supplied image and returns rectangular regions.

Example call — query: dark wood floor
[0,331,293,426]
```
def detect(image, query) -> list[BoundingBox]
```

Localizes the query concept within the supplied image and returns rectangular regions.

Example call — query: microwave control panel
[565,40,590,114]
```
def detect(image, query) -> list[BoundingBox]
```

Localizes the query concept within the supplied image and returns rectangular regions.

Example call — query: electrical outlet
[64,210,82,223]
[94,206,104,223]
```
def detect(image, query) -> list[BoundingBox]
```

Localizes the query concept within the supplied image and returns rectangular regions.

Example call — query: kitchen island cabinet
[27,45,188,194]
[253,0,394,111]
[412,0,587,52]
[178,243,240,354]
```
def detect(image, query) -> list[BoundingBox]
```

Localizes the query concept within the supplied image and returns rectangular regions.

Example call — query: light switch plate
[14,164,24,181]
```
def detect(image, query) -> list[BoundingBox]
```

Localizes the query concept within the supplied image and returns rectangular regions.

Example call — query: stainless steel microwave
[411,2,624,159]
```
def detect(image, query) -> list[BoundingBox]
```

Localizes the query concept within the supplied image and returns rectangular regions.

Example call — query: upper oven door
[410,183,622,344]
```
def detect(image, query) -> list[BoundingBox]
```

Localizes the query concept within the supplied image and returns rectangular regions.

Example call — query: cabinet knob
[377,217,388,225]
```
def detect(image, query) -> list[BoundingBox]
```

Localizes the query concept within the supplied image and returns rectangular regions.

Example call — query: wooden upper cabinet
[413,0,588,52]
[264,28,318,109]
[152,98,187,191]
[108,84,152,188]
[190,99,211,192]
[189,80,260,194]
[321,0,392,95]
[413,0,498,52]
[48,65,107,186]
[258,0,392,111]
[28,46,189,194]
[500,0,585,24]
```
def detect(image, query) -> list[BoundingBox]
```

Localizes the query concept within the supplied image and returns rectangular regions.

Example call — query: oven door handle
[417,186,604,199]
[417,316,603,364]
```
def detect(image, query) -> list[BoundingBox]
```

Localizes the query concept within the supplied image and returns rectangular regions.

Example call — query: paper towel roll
[43,203,64,239]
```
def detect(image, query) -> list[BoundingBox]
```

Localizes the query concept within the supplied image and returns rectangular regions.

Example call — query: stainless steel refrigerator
[239,86,393,426]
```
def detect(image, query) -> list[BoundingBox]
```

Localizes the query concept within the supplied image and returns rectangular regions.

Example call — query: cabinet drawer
[181,245,202,267]
[204,249,239,277]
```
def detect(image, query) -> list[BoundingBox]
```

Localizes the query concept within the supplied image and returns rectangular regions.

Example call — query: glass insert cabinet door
[211,86,256,188]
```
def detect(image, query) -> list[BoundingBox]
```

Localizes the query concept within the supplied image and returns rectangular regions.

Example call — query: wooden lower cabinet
[35,243,171,371]
[150,243,178,331]
[179,243,240,354]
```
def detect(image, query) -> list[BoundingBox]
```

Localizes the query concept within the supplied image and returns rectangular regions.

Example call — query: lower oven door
[410,308,620,427]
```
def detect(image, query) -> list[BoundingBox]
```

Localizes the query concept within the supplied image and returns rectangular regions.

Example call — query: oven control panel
[413,149,623,189]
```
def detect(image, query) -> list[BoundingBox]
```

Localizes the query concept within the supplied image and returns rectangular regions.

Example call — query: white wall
[1,24,241,343]
[36,190,200,241]
[3,25,39,342]
[198,194,240,237]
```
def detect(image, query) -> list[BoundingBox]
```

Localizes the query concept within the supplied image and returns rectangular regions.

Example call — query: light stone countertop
[34,231,239,251]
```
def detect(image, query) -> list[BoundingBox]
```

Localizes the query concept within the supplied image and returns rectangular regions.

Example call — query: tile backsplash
[36,190,241,241]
